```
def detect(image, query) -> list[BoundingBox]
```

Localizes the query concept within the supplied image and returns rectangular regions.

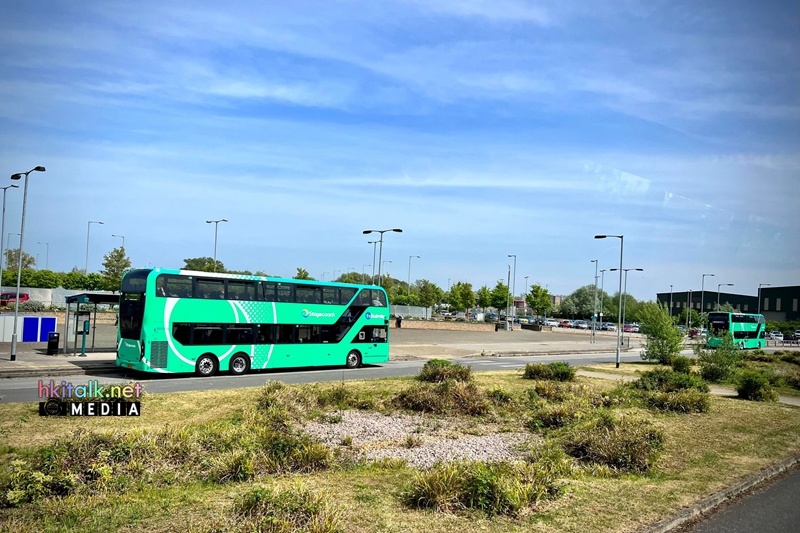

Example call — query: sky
[0,0,798,301]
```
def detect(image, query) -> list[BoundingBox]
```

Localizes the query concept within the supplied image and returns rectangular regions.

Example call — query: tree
[29,269,61,289]
[5,248,35,270]
[416,280,443,316]
[448,281,475,311]
[293,268,313,280]
[558,285,596,318]
[100,246,132,292]
[677,308,702,329]
[476,285,492,310]
[183,257,224,272]
[526,284,553,317]
[638,302,684,364]
[715,301,736,312]
[61,268,88,290]
[490,281,510,312]
[85,273,105,290]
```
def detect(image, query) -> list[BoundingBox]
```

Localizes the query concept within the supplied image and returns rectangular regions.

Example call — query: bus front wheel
[346,350,362,369]
[229,353,250,375]
[196,354,219,377]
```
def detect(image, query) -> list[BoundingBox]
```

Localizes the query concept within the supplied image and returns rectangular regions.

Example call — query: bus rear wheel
[229,353,250,375]
[196,354,218,377]
[345,350,361,369]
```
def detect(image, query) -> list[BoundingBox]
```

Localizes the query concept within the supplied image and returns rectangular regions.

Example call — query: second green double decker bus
[117,268,390,376]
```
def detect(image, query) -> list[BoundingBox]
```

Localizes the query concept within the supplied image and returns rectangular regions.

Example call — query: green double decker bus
[706,312,766,349]
[117,268,390,376]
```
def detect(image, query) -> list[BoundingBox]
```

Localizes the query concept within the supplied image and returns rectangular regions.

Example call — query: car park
[769,331,784,341]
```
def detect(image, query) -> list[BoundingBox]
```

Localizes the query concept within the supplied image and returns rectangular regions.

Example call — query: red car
[558,320,573,328]
[0,292,29,306]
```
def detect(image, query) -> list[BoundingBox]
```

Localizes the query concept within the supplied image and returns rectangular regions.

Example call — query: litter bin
[46,332,60,355]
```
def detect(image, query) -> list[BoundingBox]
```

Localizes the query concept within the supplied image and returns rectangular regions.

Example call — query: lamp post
[669,284,673,319]
[205,218,228,272]
[717,283,733,309]
[599,269,606,325]
[367,241,378,283]
[9,165,46,361]
[523,275,529,315]
[595,234,623,368]
[407,255,420,297]
[610,267,644,346]
[0,184,18,290]
[85,220,104,272]
[37,242,49,270]
[362,264,370,277]
[506,264,512,330]
[321,272,329,281]
[757,283,770,315]
[333,270,341,281]
[591,259,598,343]
[363,228,402,286]
[112,234,125,248]
[508,254,517,318]
[700,273,714,316]
[686,289,692,331]
[382,260,392,283]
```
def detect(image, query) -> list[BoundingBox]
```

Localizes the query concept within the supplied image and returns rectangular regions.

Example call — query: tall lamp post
[381,260,392,284]
[595,234,624,368]
[700,273,714,317]
[0,184,19,290]
[599,269,606,325]
[506,264,512,330]
[85,220,104,272]
[367,241,378,283]
[757,283,770,315]
[407,255,420,296]
[591,259,598,343]
[523,275,529,315]
[205,218,228,272]
[9,165,46,361]
[610,267,644,345]
[717,283,733,309]
[508,254,517,318]
[111,234,125,248]
[363,228,402,286]
[669,284,673,319]
[37,242,49,270]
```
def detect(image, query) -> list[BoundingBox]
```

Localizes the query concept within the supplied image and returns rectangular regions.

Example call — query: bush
[632,369,709,393]
[395,381,490,416]
[670,356,692,374]
[404,460,560,516]
[560,413,664,473]
[645,390,711,413]
[527,401,585,430]
[526,381,571,403]
[486,387,514,405]
[735,370,778,402]
[696,334,743,383]
[780,352,800,366]
[18,301,46,312]
[522,362,576,382]
[235,484,344,533]
[418,359,472,383]
[638,302,684,364]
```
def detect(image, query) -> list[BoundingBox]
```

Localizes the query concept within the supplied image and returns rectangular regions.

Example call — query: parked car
[558,320,573,328]
[544,319,560,327]
[602,322,617,332]
[573,320,589,330]
[769,331,784,341]
[0,292,29,306]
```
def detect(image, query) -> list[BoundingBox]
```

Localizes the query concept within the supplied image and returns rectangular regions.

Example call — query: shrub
[486,387,514,405]
[527,401,584,430]
[235,484,344,533]
[560,413,664,473]
[404,460,560,516]
[670,356,692,374]
[638,302,684,364]
[18,301,46,312]
[780,352,800,366]
[735,370,778,402]
[395,381,489,416]
[522,362,575,382]
[632,368,709,393]
[744,351,778,363]
[418,359,472,383]
[526,381,571,403]
[645,390,711,413]
[695,334,743,383]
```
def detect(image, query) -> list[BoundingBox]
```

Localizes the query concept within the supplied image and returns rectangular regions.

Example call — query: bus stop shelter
[63,293,119,354]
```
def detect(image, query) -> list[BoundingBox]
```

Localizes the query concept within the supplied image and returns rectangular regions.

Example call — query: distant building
[759,285,800,322]
[656,285,799,322]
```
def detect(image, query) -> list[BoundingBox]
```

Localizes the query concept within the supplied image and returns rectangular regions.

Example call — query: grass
[0,371,798,532]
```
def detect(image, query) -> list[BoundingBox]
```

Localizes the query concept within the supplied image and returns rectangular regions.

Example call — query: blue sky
[1,0,798,300]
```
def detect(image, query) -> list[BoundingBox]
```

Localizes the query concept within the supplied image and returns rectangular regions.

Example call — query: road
[0,351,639,403]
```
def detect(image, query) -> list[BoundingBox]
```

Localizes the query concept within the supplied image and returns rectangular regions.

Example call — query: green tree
[5,248,35,270]
[638,302,684,364]
[29,269,61,288]
[100,247,132,292]
[677,308,702,328]
[603,291,640,324]
[715,301,736,312]
[183,257,224,272]
[85,273,105,290]
[448,281,475,312]
[416,280,443,316]
[293,268,313,280]
[558,285,596,318]
[490,281,510,312]
[476,285,492,310]
[526,284,553,317]
[61,268,88,290]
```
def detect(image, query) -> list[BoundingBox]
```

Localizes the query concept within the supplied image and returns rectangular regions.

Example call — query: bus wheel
[196,354,218,377]
[345,350,362,369]
[230,353,250,375]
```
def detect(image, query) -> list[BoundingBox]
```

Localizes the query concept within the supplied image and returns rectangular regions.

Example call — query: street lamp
[85,220,104,272]
[508,254,517,318]
[717,283,734,309]
[363,228,402,286]
[595,234,623,368]
[362,264,371,277]
[37,242,49,270]
[610,268,644,345]
[591,259,598,343]
[381,260,392,283]
[367,241,378,283]
[0,184,18,290]
[333,270,341,280]
[321,272,329,281]
[757,283,770,315]
[506,264,512,330]
[599,269,606,325]
[669,284,673,318]
[205,218,228,272]
[524,275,529,314]
[9,165,46,361]
[407,255,420,297]
[700,273,715,315]
[112,234,125,248]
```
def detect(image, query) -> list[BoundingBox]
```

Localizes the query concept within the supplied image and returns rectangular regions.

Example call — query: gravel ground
[302,410,532,469]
